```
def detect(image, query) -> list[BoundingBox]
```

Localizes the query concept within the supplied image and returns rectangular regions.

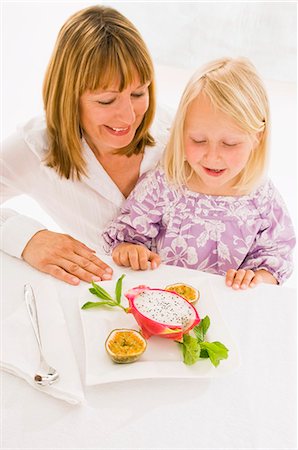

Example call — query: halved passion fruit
[105,329,147,364]
[165,283,200,304]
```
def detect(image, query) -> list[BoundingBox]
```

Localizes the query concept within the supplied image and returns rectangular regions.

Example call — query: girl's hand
[112,242,161,270]
[225,268,278,290]
[22,230,113,285]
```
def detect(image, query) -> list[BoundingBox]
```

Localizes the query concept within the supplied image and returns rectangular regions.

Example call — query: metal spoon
[24,284,59,386]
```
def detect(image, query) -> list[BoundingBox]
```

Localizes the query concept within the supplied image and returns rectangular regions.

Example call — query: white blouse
[0,108,172,258]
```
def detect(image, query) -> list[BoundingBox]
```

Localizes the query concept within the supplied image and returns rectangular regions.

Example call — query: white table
[1,251,297,449]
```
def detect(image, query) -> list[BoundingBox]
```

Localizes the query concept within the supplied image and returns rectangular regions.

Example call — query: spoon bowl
[34,357,60,386]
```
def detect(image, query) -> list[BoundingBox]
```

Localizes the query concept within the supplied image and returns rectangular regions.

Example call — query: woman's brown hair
[43,5,156,179]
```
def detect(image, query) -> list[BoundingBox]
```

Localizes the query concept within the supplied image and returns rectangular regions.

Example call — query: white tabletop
[1,251,297,449]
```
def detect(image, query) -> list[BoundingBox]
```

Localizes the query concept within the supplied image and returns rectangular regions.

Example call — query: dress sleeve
[102,169,165,253]
[0,132,47,258]
[239,183,296,284]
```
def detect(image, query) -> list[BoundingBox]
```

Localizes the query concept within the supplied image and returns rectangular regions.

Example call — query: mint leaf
[115,274,125,304]
[193,315,210,342]
[89,282,114,301]
[81,301,115,310]
[82,275,127,311]
[199,349,209,358]
[182,334,201,365]
[178,315,229,367]
[200,341,229,367]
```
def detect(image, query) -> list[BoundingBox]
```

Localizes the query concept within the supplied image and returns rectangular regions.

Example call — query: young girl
[103,57,296,289]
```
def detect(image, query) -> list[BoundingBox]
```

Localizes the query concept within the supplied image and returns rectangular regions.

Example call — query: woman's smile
[104,125,131,136]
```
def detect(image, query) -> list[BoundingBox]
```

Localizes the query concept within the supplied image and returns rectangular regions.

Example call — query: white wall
[1,1,297,286]
[2,1,296,137]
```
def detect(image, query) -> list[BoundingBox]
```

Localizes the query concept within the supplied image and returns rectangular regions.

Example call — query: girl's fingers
[239,270,255,289]
[226,268,259,290]
[117,249,131,267]
[225,269,237,287]
[112,244,157,271]
[128,246,144,270]
[249,272,264,288]
[148,251,161,270]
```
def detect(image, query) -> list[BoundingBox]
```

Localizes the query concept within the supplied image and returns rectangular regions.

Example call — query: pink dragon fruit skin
[125,286,200,340]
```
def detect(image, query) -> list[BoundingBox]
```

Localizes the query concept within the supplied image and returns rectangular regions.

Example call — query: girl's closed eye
[222,141,240,147]
[191,138,207,144]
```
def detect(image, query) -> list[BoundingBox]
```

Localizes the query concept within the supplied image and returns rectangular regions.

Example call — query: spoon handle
[24,284,43,352]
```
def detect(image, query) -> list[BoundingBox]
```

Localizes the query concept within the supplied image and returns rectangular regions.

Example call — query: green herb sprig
[179,316,229,367]
[81,274,127,311]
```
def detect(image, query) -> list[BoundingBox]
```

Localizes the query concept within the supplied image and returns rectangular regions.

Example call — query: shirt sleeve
[1,132,47,258]
[102,169,165,254]
[239,182,296,284]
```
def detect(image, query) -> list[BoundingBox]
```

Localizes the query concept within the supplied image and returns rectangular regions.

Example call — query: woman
[1,5,169,285]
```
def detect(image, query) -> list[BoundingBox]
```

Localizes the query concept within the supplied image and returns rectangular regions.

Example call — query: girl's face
[184,92,258,195]
[79,77,150,155]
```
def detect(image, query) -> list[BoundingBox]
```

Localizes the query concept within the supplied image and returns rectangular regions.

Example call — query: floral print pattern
[103,167,296,284]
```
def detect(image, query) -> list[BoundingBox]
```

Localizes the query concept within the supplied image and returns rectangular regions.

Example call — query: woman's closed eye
[96,98,116,105]
[95,90,147,106]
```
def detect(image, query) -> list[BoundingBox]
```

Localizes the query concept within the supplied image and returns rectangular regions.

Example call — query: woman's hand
[112,242,161,270]
[225,268,278,290]
[22,230,113,285]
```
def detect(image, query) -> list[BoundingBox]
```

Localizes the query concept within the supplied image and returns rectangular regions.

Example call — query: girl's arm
[103,169,165,269]
[226,182,296,289]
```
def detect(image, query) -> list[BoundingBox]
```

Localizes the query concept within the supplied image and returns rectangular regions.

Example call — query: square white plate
[78,268,240,385]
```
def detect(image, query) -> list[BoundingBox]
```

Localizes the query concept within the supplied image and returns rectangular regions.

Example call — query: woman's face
[79,78,150,155]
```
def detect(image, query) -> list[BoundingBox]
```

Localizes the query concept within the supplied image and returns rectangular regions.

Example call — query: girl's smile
[203,167,226,176]
[184,92,258,195]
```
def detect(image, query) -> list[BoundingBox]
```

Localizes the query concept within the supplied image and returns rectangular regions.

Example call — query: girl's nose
[117,98,136,125]
[204,142,221,162]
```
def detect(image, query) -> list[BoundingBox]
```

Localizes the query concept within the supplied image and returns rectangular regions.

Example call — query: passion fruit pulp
[165,283,200,304]
[105,329,147,364]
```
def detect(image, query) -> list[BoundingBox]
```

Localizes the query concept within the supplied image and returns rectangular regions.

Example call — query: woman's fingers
[22,230,113,284]
[42,264,81,286]
[72,247,113,275]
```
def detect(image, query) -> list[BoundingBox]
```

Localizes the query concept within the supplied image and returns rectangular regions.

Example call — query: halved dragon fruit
[125,285,200,340]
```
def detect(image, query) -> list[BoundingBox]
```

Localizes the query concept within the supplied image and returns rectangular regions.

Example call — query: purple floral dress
[103,167,296,284]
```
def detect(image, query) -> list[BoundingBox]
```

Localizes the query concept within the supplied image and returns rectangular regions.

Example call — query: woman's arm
[1,131,113,284]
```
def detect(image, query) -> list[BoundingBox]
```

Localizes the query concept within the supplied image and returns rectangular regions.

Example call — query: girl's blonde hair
[43,5,156,179]
[164,57,270,193]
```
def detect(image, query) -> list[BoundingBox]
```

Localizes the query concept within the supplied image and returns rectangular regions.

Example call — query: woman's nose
[117,98,136,125]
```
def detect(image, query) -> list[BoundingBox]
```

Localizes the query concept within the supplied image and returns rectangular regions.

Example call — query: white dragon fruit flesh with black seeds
[125,285,200,340]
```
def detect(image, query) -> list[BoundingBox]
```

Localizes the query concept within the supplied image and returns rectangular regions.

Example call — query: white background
[1,1,297,286]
